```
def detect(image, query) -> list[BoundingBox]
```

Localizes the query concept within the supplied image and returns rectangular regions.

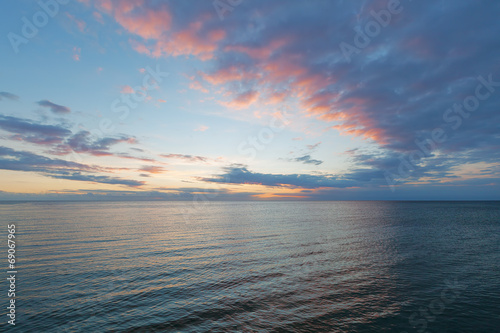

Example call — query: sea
[0,201,499,332]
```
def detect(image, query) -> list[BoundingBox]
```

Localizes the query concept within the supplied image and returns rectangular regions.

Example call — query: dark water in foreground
[0,201,499,332]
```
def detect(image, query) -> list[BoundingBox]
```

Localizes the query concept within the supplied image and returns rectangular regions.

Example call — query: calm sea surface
[0,201,499,332]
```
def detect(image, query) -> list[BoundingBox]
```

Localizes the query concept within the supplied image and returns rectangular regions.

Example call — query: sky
[0,0,499,201]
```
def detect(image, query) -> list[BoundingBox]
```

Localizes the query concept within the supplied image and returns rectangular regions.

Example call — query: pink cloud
[160,153,209,163]
[219,90,259,110]
[130,40,151,55]
[94,1,225,61]
[224,37,292,60]
[201,66,260,85]
[66,13,87,32]
[93,11,104,24]
[194,125,209,132]
[120,85,134,94]
[147,23,225,60]
[139,166,166,174]
[97,0,171,40]
[322,98,390,144]
[189,80,209,93]
[72,47,81,61]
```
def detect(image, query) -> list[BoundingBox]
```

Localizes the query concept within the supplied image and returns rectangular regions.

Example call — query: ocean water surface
[1,201,499,332]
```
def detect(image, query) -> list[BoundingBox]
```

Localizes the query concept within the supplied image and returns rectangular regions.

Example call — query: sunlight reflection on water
[1,201,499,332]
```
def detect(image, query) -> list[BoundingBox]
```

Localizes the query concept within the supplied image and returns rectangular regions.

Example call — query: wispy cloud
[0,146,143,187]
[219,90,259,109]
[194,125,209,132]
[72,46,81,61]
[139,165,167,174]
[120,85,134,94]
[161,153,209,163]
[307,142,321,151]
[50,172,143,187]
[0,115,155,163]
[0,92,19,101]
[66,13,86,32]
[37,100,71,114]
[292,154,323,166]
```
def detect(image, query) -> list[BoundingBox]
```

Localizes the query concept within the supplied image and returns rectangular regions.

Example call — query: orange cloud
[120,85,134,94]
[96,1,226,61]
[224,37,292,60]
[139,166,166,174]
[219,90,259,109]
[265,91,287,105]
[97,0,171,40]
[189,80,209,93]
[201,66,260,85]
[147,22,225,60]
[130,41,151,55]
[194,125,209,132]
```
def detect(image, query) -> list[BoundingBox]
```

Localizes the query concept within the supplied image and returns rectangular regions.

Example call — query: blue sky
[1,0,499,201]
